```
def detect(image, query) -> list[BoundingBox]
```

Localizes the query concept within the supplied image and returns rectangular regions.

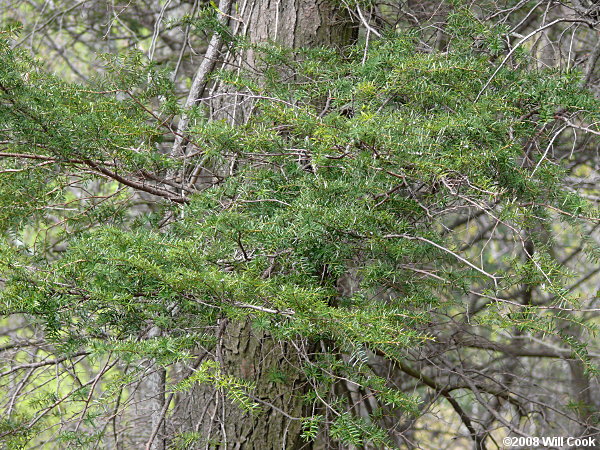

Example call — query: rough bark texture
[170,2,355,448]
[206,0,356,126]
[242,0,355,51]
[172,321,308,449]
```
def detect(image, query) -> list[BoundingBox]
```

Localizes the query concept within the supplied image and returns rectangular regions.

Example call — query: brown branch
[85,160,188,204]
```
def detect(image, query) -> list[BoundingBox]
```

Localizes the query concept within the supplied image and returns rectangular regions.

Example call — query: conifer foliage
[0,1,600,448]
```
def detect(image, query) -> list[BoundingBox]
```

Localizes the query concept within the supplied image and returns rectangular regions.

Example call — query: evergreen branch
[384,234,500,287]
[477,18,596,100]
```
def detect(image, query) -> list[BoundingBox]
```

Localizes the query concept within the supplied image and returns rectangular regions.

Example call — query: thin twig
[384,234,500,287]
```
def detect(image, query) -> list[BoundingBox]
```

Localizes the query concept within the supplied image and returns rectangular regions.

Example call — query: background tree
[1,1,600,449]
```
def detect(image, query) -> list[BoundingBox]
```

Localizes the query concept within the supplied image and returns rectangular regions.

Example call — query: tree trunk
[172,320,309,449]
[169,1,355,448]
